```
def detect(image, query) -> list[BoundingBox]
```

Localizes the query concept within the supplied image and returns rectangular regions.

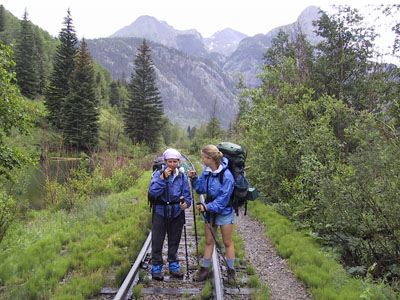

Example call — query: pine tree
[45,9,78,129]
[0,5,5,33]
[63,39,99,151]
[206,116,224,139]
[206,101,225,139]
[123,40,164,149]
[33,27,47,95]
[109,81,121,109]
[14,9,39,99]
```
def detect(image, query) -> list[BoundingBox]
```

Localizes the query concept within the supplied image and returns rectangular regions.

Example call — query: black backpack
[152,156,165,172]
[148,156,165,208]
[216,142,257,215]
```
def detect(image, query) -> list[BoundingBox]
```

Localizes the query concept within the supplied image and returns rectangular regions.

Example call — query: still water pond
[24,158,81,209]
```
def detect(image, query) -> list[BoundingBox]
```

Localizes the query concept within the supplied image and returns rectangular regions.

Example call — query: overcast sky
[1,0,394,39]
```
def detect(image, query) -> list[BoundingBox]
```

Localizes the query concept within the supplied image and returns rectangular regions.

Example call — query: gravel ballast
[236,208,313,300]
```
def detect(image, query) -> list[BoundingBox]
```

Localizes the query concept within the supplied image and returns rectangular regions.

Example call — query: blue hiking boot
[151,264,164,281]
[169,261,184,279]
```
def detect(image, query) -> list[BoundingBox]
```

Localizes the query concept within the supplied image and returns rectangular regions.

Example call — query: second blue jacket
[192,157,234,215]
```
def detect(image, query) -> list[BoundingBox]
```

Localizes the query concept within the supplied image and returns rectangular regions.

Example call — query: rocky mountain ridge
[88,6,323,128]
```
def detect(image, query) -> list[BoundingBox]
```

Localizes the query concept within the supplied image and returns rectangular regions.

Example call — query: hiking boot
[193,266,209,282]
[169,269,184,279]
[168,261,183,278]
[151,272,164,281]
[227,267,236,285]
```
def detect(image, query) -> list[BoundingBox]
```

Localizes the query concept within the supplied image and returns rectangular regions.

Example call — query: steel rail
[181,153,225,300]
[113,232,152,300]
[181,152,200,265]
[113,154,226,299]
[181,153,224,298]
[200,193,224,300]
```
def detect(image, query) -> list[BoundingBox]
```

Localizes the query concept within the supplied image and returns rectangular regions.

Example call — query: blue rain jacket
[192,157,234,215]
[148,168,192,218]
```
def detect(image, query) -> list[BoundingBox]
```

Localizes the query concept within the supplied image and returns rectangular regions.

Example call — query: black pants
[151,211,185,266]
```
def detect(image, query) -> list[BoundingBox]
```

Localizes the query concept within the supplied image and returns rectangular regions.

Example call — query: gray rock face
[89,6,322,129]
[87,38,237,129]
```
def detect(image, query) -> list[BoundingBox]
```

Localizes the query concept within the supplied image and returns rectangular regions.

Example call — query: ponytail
[201,145,223,166]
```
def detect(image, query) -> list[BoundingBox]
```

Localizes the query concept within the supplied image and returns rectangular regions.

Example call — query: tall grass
[248,201,399,300]
[0,170,152,300]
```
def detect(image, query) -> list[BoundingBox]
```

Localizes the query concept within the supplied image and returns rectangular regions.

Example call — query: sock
[227,258,235,269]
[203,258,211,268]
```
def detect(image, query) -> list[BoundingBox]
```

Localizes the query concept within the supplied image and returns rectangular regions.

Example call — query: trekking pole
[198,203,240,291]
[180,197,189,276]
[181,153,199,266]
[190,180,200,265]
[164,172,171,254]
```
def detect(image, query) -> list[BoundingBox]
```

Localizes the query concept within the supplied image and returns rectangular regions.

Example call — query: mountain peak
[209,28,247,39]
[110,15,177,47]
[110,15,206,52]
[204,28,247,56]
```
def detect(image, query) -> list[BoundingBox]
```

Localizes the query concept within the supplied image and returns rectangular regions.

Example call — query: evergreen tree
[312,6,376,110]
[123,39,164,149]
[264,28,314,89]
[0,5,5,33]
[206,115,225,139]
[109,81,121,109]
[14,9,39,99]
[45,9,78,129]
[205,101,225,139]
[63,39,99,151]
[33,27,47,95]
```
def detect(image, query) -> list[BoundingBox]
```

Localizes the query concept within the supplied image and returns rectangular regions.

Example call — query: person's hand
[196,203,207,212]
[161,167,171,179]
[188,170,196,179]
[180,197,187,210]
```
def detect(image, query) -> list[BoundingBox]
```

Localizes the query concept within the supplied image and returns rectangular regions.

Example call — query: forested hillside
[86,37,237,129]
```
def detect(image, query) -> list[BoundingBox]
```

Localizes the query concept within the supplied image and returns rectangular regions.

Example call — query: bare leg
[221,223,234,259]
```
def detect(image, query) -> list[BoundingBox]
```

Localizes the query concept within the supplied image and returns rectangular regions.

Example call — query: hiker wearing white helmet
[148,148,192,281]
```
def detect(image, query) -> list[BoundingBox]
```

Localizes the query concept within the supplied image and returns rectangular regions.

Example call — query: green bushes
[44,153,140,210]
[248,201,398,300]
[242,76,400,281]
[0,189,16,244]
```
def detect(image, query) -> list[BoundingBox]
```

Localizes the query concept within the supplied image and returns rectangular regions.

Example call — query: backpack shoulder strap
[180,172,184,196]
[218,168,226,185]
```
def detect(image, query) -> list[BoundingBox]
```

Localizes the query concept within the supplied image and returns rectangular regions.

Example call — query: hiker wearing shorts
[148,148,192,281]
[188,144,236,284]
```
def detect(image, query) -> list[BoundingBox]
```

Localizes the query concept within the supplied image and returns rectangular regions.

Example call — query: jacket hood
[221,156,229,171]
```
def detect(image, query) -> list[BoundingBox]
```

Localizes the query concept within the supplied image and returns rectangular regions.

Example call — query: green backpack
[216,142,258,215]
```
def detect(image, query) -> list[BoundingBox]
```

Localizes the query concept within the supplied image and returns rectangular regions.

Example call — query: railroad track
[110,154,255,300]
